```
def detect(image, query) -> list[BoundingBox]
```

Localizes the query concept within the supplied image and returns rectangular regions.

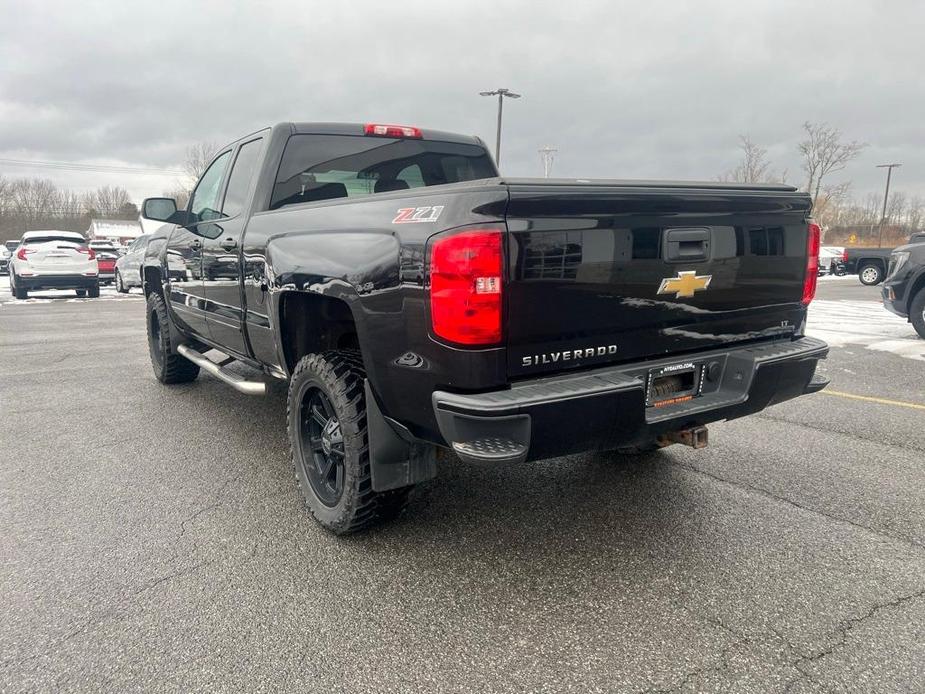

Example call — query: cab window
[190,151,232,223]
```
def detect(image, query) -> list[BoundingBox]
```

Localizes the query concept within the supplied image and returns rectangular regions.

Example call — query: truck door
[167,149,232,340]
[201,136,265,357]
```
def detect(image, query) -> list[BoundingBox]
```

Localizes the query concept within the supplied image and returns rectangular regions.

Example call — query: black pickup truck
[139,121,829,533]
[844,232,925,285]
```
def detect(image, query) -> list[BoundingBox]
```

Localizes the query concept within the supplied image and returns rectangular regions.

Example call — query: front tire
[859,263,883,285]
[115,270,127,293]
[910,288,925,340]
[146,292,200,384]
[287,351,411,534]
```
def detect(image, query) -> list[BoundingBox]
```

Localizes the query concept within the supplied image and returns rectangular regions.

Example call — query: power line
[0,158,184,176]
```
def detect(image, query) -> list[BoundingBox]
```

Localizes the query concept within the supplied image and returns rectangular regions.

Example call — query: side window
[189,151,232,224]
[222,138,264,217]
[396,164,425,189]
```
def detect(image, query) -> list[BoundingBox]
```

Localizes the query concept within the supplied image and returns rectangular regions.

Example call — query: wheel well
[907,274,925,312]
[279,292,360,373]
[859,258,885,270]
[143,267,163,297]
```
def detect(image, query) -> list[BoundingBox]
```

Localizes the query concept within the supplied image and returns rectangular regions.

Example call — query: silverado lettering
[137,121,830,535]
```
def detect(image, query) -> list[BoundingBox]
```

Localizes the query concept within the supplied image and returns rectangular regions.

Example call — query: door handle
[189,239,202,250]
[220,238,238,251]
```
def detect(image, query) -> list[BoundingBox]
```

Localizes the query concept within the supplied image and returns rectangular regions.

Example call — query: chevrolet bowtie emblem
[657,271,712,299]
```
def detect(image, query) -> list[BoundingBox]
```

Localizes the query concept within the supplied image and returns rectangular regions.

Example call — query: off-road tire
[146,292,199,384]
[115,270,128,293]
[87,283,100,298]
[858,263,883,286]
[910,288,925,340]
[287,350,412,534]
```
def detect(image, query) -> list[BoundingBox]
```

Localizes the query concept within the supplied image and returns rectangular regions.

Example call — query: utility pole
[876,163,901,247]
[538,145,557,178]
[479,88,521,167]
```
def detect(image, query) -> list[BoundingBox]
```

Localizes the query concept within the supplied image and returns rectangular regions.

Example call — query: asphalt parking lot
[1,276,923,693]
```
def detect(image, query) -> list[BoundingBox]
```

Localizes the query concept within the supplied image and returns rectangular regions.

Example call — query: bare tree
[162,185,190,211]
[719,135,781,183]
[886,191,907,224]
[798,122,866,204]
[10,178,60,223]
[811,181,852,229]
[906,195,924,231]
[84,186,132,218]
[183,142,219,186]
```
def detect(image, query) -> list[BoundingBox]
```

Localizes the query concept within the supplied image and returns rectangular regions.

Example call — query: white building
[86,219,143,245]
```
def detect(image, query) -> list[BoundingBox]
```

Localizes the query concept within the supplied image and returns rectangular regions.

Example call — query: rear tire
[11,274,27,300]
[146,292,199,384]
[115,270,127,293]
[287,350,412,534]
[87,283,100,298]
[859,263,883,285]
[910,288,925,340]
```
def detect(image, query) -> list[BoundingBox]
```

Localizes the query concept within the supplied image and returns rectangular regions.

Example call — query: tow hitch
[658,426,709,449]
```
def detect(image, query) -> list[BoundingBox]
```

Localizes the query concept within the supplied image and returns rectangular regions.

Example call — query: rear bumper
[16,273,99,290]
[433,336,829,464]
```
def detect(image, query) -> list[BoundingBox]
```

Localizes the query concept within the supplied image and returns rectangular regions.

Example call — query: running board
[177,345,267,396]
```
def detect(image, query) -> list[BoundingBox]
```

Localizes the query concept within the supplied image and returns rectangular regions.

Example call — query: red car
[88,241,123,284]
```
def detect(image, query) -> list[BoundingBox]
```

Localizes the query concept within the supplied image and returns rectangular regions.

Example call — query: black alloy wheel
[299,387,346,506]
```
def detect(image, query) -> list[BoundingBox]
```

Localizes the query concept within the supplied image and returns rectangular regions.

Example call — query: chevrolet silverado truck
[882,239,925,339]
[139,121,829,533]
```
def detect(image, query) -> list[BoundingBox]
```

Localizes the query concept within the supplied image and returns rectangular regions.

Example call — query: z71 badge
[392,206,445,224]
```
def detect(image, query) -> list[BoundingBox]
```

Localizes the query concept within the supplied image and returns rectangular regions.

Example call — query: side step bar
[177,345,266,396]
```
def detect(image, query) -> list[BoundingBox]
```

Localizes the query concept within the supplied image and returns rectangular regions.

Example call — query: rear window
[5,241,19,250]
[24,235,84,245]
[270,135,496,210]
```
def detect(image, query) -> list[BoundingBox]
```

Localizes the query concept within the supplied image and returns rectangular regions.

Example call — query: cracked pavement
[1,282,924,692]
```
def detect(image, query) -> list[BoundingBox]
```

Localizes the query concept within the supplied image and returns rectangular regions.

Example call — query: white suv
[8,230,100,299]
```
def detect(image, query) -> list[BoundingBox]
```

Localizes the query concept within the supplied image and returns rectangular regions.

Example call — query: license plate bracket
[645,362,703,407]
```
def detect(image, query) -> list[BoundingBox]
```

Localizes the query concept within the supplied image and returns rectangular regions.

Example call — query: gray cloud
[0,0,922,202]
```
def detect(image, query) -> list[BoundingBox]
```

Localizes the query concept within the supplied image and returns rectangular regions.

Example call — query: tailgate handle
[665,228,710,262]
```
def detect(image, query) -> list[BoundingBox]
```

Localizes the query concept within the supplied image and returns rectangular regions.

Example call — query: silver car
[113,234,151,293]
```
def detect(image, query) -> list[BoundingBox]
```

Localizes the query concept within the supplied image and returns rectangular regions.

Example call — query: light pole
[538,145,557,178]
[479,88,521,167]
[876,163,901,247]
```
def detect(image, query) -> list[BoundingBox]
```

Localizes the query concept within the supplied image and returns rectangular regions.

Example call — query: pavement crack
[755,411,925,454]
[784,587,925,692]
[671,460,925,553]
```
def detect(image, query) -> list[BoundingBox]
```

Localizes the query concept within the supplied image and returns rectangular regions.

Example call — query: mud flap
[365,380,437,492]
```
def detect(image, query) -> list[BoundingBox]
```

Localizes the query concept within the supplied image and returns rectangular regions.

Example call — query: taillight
[16,247,34,260]
[802,222,821,306]
[841,248,848,263]
[78,246,96,260]
[364,123,423,139]
[429,228,503,345]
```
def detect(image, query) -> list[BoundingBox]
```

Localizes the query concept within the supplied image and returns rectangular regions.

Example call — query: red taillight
[16,247,34,260]
[429,229,503,345]
[364,123,423,139]
[78,246,96,260]
[802,222,821,305]
[841,248,848,263]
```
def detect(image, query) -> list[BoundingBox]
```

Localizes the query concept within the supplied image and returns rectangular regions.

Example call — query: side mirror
[141,197,178,222]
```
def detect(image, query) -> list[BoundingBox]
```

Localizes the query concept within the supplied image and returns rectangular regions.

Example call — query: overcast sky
[0,0,921,204]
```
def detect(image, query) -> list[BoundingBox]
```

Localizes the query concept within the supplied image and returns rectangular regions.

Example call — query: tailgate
[504,181,812,378]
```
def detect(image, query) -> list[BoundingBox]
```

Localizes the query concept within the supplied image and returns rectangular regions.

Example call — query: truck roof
[284,122,484,147]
